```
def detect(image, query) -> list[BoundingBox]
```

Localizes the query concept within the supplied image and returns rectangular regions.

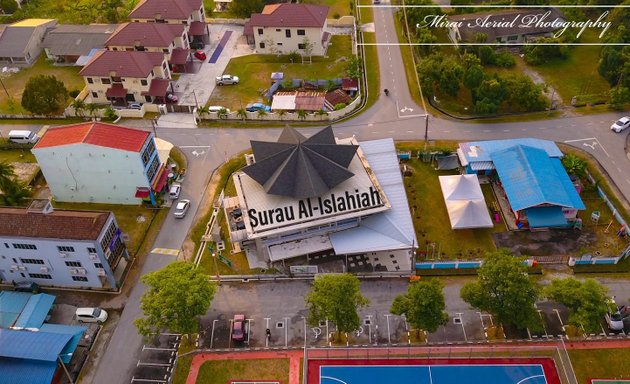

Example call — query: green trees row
[135,251,613,339]
[0,162,32,207]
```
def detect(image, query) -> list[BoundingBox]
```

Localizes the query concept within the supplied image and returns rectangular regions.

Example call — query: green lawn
[569,348,630,384]
[397,142,499,260]
[0,56,85,114]
[0,148,36,163]
[207,35,353,111]
[195,359,290,384]
[303,0,351,17]
[172,335,197,384]
[533,29,611,105]
[51,202,157,256]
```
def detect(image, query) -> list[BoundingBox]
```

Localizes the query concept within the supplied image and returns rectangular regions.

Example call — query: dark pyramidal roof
[242,126,358,198]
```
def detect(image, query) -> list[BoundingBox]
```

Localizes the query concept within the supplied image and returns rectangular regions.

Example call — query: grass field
[303,0,351,17]
[52,202,157,256]
[569,348,630,384]
[397,142,499,260]
[207,35,352,111]
[0,56,85,114]
[195,359,290,384]
[0,149,36,163]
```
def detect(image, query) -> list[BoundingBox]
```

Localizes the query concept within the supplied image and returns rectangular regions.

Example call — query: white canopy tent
[439,174,493,229]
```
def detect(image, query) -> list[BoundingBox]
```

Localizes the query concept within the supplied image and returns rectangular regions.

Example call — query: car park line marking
[131,378,166,383]
[151,248,180,256]
[137,362,172,367]
[142,346,177,352]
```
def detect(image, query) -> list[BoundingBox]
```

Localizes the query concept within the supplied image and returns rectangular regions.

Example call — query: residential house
[244,4,330,56]
[105,22,191,73]
[0,198,128,290]
[271,91,327,112]
[32,122,168,206]
[0,19,57,66]
[79,50,172,106]
[447,9,565,44]
[42,24,116,65]
[128,0,209,47]
[458,138,585,229]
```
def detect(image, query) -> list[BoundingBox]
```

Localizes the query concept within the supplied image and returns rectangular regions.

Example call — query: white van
[8,130,39,144]
[75,307,108,323]
[208,106,230,113]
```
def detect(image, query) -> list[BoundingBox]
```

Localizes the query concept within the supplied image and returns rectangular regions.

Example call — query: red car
[194,50,206,61]
[231,314,246,342]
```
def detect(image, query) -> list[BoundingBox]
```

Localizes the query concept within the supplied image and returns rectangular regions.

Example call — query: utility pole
[0,76,10,99]
[192,89,200,109]
[211,250,221,284]
[424,114,429,141]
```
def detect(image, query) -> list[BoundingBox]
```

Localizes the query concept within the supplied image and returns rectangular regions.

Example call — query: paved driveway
[175,24,248,107]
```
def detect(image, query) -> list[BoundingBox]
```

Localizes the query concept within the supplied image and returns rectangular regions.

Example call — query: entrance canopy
[439,174,493,229]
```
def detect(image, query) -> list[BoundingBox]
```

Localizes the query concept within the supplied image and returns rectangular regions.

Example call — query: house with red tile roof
[79,50,172,106]
[244,4,330,56]
[128,0,208,47]
[105,22,192,74]
[32,123,167,205]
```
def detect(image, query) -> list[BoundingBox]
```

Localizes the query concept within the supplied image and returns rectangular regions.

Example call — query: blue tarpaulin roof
[39,324,87,363]
[459,138,563,165]
[0,328,73,361]
[0,358,57,384]
[526,206,568,228]
[12,294,55,330]
[0,292,31,328]
[492,145,585,211]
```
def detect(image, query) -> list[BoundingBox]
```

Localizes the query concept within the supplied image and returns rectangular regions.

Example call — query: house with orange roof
[128,0,209,47]
[31,123,167,205]
[79,50,172,107]
[243,4,330,56]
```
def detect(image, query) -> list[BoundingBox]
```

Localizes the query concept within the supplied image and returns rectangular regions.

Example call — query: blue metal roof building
[458,138,563,172]
[0,292,31,328]
[492,145,585,228]
[12,293,56,330]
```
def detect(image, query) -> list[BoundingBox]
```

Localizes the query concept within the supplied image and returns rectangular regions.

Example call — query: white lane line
[503,129,510,132]
[564,137,596,143]
[483,130,491,132]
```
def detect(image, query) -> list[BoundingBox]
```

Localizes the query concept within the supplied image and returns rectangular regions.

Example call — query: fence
[304,343,577,384]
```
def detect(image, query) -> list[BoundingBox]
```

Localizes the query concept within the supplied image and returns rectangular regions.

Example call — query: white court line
[428,366,434,384]
[516,375,547,384]
[320,376,349,384]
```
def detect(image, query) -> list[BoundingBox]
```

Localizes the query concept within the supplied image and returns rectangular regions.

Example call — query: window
[277,43,283,46]
[112,47,118,51]
[146,156,160,181]
[259,42,265,49]
[4,243,9,248]
[297,29,305,36]
[111,76,122,83]
[13,243,37,250]
[12,258,17,263]
[20,258,44,264]
[100,222,119,253]
[285,29,291,38]
[72,276,88,282]
[257,28,263,35]
[88,247,97,254]
[101,78,111,84]
[145,95,152,102]
[29,273,52,279]
[65,261,82,267]
[94,263,103,268]
[92,92,98,98]
[87,78,93,84]
[162,48,169,53]
[141,79,148,86]
[507,35,518,41]
[141,139,156,166]
[298,43,306,50]
[57,246,75,253]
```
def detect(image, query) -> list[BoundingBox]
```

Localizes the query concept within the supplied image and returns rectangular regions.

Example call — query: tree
[229,0,264,18]
[0,181,31,207]
[276,109,287,121]
[315,109,327,120]
[236,108,248,121]
[21,75,68,115]
[460,250,540,330]
[501,74,548,112]
[197,105,209,120]
[306,274,369,339]
[85,103,100,119]
[0,162,17,190]
[524,38,568,66]
[71,99,86,118]
[218,107,229,119]
[544,278,609,333]
[297,109,307,120]
[390,279,448,336]
[609,86,630,109]
[256,109,267,119]
[345,56,363,79]
[0,0,18,14]
[414,28,437,57]
[417,53,463,97]
[561,154,587,179]
[103,105,118,121]
[135,262,216,337]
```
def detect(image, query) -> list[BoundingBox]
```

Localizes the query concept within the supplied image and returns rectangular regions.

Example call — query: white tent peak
[443,174,482,200]
[439,174,493,230]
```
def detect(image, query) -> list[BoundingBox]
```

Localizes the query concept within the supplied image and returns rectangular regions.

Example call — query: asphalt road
[2,6,629,383]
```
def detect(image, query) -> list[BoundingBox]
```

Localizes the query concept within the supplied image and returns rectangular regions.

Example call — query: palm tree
[85,103,100,120]
[197,105,209,120]
[561,154,587,179]
[315,109,327,120]
[0,162,17,191]
[236,108,247,121]
[0,181,31,207]
[277,109,287,121]
[257,109,267,119]
[71,99,86,118]
[218,108,229,120]
[297,109,307,121]
[104,106,118,121]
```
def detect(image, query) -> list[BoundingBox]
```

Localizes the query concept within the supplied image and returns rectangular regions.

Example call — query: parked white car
[610,116,630,133]
[174,199,191,218]
[215,75,239,85]
[76,307,108,323]
[169,184,181,199]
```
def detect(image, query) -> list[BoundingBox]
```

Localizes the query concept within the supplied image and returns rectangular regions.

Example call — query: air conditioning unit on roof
[77,268,87,275]
[88,253,98,260]
[96,269,106,277]
[59,253,68,258]
[40,267,49,273]
[17,266,27,271]
[69,268,78,275]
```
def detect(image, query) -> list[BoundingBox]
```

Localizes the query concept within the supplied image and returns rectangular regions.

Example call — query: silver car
[611,116,630,133]
[215,74,239,85]
[173,199,190,218]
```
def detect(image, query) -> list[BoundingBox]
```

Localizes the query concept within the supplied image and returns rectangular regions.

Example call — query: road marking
[539,127,547,130]
[483,130,491,132]
[564,137,596,143]
[131,378,167,383]
[503,129,510,132]
[400,106,414,113]
[443,130,451,133]
[142,346,177,352]
[137,363,172,367]
[406,130,414,133]
[178,145,211,148]
[618,167,623,173]
[151,248,180,256]
[521,128,527,131]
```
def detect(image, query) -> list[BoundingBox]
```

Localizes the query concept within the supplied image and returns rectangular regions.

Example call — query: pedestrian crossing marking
[151,248,180,256]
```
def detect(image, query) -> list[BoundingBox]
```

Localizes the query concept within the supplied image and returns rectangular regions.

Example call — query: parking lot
[130,333,182,384]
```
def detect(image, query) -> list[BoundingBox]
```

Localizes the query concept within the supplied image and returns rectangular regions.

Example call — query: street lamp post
[424,115,429,141]
[212,252,221,284]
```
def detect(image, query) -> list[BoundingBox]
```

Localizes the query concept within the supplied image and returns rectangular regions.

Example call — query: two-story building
[32,122,167,205]
[105,22,192,72]
[128,0,209,47]
[79,50,171,105]
[0,199,128,290]
[0,19,57,66]
[244,4,330,56]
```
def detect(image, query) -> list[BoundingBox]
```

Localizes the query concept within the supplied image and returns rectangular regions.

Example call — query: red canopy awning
[169,48,189,65]
[106,84,127,98]
[141,79,171,97]
[189,21,206,36]
[151,164,168,192]
[135,187,151,198]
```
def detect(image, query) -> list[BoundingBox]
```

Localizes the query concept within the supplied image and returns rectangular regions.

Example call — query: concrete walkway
[186,350,303,384]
